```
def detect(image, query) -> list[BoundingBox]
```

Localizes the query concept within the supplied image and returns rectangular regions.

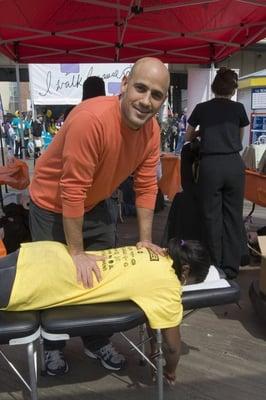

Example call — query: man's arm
[63,216,104,288]
[136,207,165,256]
[136,207,153,242]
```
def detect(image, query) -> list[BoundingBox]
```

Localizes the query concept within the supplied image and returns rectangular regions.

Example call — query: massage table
[0,269,240,400]
[0,310,40,399]
[40,268,240,400]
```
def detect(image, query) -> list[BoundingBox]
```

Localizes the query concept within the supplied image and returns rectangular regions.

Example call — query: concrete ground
[0,159,265,400]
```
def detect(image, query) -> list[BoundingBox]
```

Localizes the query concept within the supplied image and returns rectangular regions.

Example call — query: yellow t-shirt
[6,241,182,329]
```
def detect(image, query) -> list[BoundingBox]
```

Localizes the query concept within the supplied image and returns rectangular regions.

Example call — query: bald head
[120,57,170,130]
[130,57,170,91]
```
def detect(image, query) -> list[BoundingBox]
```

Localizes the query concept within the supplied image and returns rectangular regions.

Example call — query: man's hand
[136,240,167,256]
[71,252,105,288]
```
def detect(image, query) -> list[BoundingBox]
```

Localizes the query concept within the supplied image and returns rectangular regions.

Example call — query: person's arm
[60,112,106,287]
[63,216,104,288]
[239,103,249,144]
[149,325,181,385]
[134,120,166,256]
[185,123,198,142]
[240,127,244,143]
[136,207,166,255]
[185,104,201,142]
[162,326,181,385]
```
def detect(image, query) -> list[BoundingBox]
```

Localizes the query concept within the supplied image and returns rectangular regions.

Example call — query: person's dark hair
[211,67,238,96]
[168,238,210,283]
[82,76,106,100]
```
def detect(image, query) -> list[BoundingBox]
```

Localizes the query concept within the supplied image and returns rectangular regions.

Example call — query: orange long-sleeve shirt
[30,96,160,218]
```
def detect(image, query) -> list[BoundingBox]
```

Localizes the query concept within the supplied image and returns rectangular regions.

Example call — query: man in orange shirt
[29,57,170,375]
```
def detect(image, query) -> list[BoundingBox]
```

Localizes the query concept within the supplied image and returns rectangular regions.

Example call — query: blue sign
[250,113,266,143]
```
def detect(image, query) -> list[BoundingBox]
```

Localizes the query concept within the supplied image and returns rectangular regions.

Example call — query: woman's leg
[199,156,223,267]
[222,154,245,278]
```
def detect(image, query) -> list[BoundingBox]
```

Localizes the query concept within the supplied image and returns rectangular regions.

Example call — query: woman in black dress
[185,68,249,278]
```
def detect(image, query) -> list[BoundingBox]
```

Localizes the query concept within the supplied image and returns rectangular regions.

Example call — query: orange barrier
[158,153,181,200]
[245,169,266,207]
[0,159,30,190]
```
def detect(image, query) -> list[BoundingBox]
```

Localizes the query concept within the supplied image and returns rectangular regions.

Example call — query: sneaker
[84,343,126,371]
[45,350,69,376]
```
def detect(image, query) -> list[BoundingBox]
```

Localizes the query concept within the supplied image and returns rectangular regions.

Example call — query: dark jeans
[29,199,118,351]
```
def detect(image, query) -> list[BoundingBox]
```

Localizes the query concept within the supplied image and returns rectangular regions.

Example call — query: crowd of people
[0,59,249,386]
[159,108,187,154]
[1,109,59,160]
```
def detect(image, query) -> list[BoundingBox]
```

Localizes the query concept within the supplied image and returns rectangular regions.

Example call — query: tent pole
[208,62,216,100]
[15,63,25,159]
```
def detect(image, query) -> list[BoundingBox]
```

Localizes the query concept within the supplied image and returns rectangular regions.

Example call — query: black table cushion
[40,282,240,337]
[0,311,40,344]
[41,301,147,337]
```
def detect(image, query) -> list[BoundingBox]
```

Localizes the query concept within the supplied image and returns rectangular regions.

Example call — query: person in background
[185,67,249,279]
[64,75,106,120]
[29,57,170,376]
[168,113,179,152]
[31,114,44,162]
[44,109,53,135]
[3,116,15,154]
[175,108,187,154]
[23,112,32,159]
[11,110,24,159]
[82,75,105,100]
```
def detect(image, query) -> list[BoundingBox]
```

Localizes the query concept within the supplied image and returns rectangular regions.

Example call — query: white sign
[29,63,133,105]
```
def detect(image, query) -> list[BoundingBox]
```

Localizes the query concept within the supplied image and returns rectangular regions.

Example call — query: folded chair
[40,279,240,400]
[0,310,40,400]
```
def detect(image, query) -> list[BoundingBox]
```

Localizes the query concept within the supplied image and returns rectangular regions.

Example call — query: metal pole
[15,62,25,159]
[27,342,38,400]
[209,61,216,101]
[156,329,164,400]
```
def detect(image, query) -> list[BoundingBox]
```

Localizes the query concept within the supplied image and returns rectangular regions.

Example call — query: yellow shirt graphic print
[7,241,182,329]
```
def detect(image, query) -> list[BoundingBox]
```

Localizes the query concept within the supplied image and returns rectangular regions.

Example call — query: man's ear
[121,75,128,95]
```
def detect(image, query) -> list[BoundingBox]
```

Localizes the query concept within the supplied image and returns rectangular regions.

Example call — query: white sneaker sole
[84,348,123,371]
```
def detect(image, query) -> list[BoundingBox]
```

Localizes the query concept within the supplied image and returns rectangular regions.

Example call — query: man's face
[120,63,169,130]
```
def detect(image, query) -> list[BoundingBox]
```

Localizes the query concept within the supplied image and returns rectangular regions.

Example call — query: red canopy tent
[0,0,266,64]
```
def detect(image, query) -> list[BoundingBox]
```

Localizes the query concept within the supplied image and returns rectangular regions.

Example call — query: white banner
[29,63,133,105]
[0,94,4,126]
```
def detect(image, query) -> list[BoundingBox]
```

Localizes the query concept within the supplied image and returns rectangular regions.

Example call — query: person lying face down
[0,239,210,385]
